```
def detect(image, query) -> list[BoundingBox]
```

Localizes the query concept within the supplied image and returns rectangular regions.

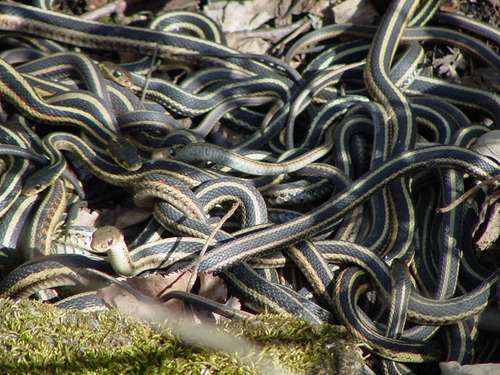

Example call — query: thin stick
[81,0,126,21]
[187,202,239,292]
[437,174,500,213]
[140,43,159,103]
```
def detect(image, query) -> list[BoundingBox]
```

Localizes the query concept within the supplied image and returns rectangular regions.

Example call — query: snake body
[0,0,499,368]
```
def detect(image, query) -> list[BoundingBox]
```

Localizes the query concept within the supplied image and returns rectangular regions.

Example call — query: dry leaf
[161,0,200,12]
[224,35,270,54]
[198,272,227,303]
[440,0,461,12]
[97,271,240,324]
[434,48,466,81]
[474,189,500,252]
[95,205,151,229]
[68,204,99,227]
[333,0,377,25]
[203,0,277,33]
[114,207,153,229]
[97,283,143,320]
[471,130,500,163]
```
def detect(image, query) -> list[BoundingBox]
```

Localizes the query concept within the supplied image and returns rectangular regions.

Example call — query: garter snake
[333,266,439,362]
[133,173,208,222]
[1,0,500,366]
[89,176,331,323]
[0,195,38,253]
[285,24,500,70]
[53,291,109,312]
[21,132,218,195]
[182,146,500,272]
[0,254,114,299]
[0,57,141,171]
[0,143,84,197]
[21,177,67,260]
[194,177,268,228]
[110,67,291,118]
[173,123,337,175]
[89,234,331,325]
[0,2,284,77]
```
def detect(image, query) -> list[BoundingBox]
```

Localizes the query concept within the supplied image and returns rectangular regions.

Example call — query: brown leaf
[198,272,227,303]
[96,271,240,324]
[333,0,377,25]
[161,0,200,12]
[440,0,461,12]
[224,35,270,54]
[95,205,151,229]
[474,189,500,252]
[96,283,144,320]
[203,0,277,33]
[69,204,99,227]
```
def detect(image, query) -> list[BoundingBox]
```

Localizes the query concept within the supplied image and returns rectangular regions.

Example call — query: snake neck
[107,241,136,276]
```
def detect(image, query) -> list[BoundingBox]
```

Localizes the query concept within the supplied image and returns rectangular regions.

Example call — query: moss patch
[224,315,366,374]
[0,299,364,374]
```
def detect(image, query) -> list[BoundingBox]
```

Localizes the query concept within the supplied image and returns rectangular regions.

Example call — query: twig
[187,202,240,292]
[229,19,307,42]
[81,0,127,21]
[437,174,500,213]
[281,0,307,20]
[273,17,312,56]
[140,44,159,104]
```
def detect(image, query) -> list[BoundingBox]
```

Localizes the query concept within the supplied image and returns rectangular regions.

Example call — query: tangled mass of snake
[0,0,499,372]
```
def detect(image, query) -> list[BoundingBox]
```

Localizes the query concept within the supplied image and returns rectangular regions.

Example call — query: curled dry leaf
[473,189,500,252]
[97,271,240,324]
[97,282,144,321]
[435,49,467,81]
[198,272,227,302]
[196,272,242,323]
[161,0,199,12]
[68,204,99,227]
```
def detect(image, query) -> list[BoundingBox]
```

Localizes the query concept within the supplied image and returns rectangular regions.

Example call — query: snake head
[107,137,142,171]
[90,226,123,253]
[99,61,134,88]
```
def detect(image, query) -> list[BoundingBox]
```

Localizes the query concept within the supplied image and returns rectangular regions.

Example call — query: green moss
[0,299,364,374]
[225,315,365,374]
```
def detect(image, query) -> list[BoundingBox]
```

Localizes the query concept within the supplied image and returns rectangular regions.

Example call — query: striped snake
[0,0,499,369]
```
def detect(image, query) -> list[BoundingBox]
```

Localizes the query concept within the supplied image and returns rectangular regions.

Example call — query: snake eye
[113,70,123,78]
[107,238,114,246]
